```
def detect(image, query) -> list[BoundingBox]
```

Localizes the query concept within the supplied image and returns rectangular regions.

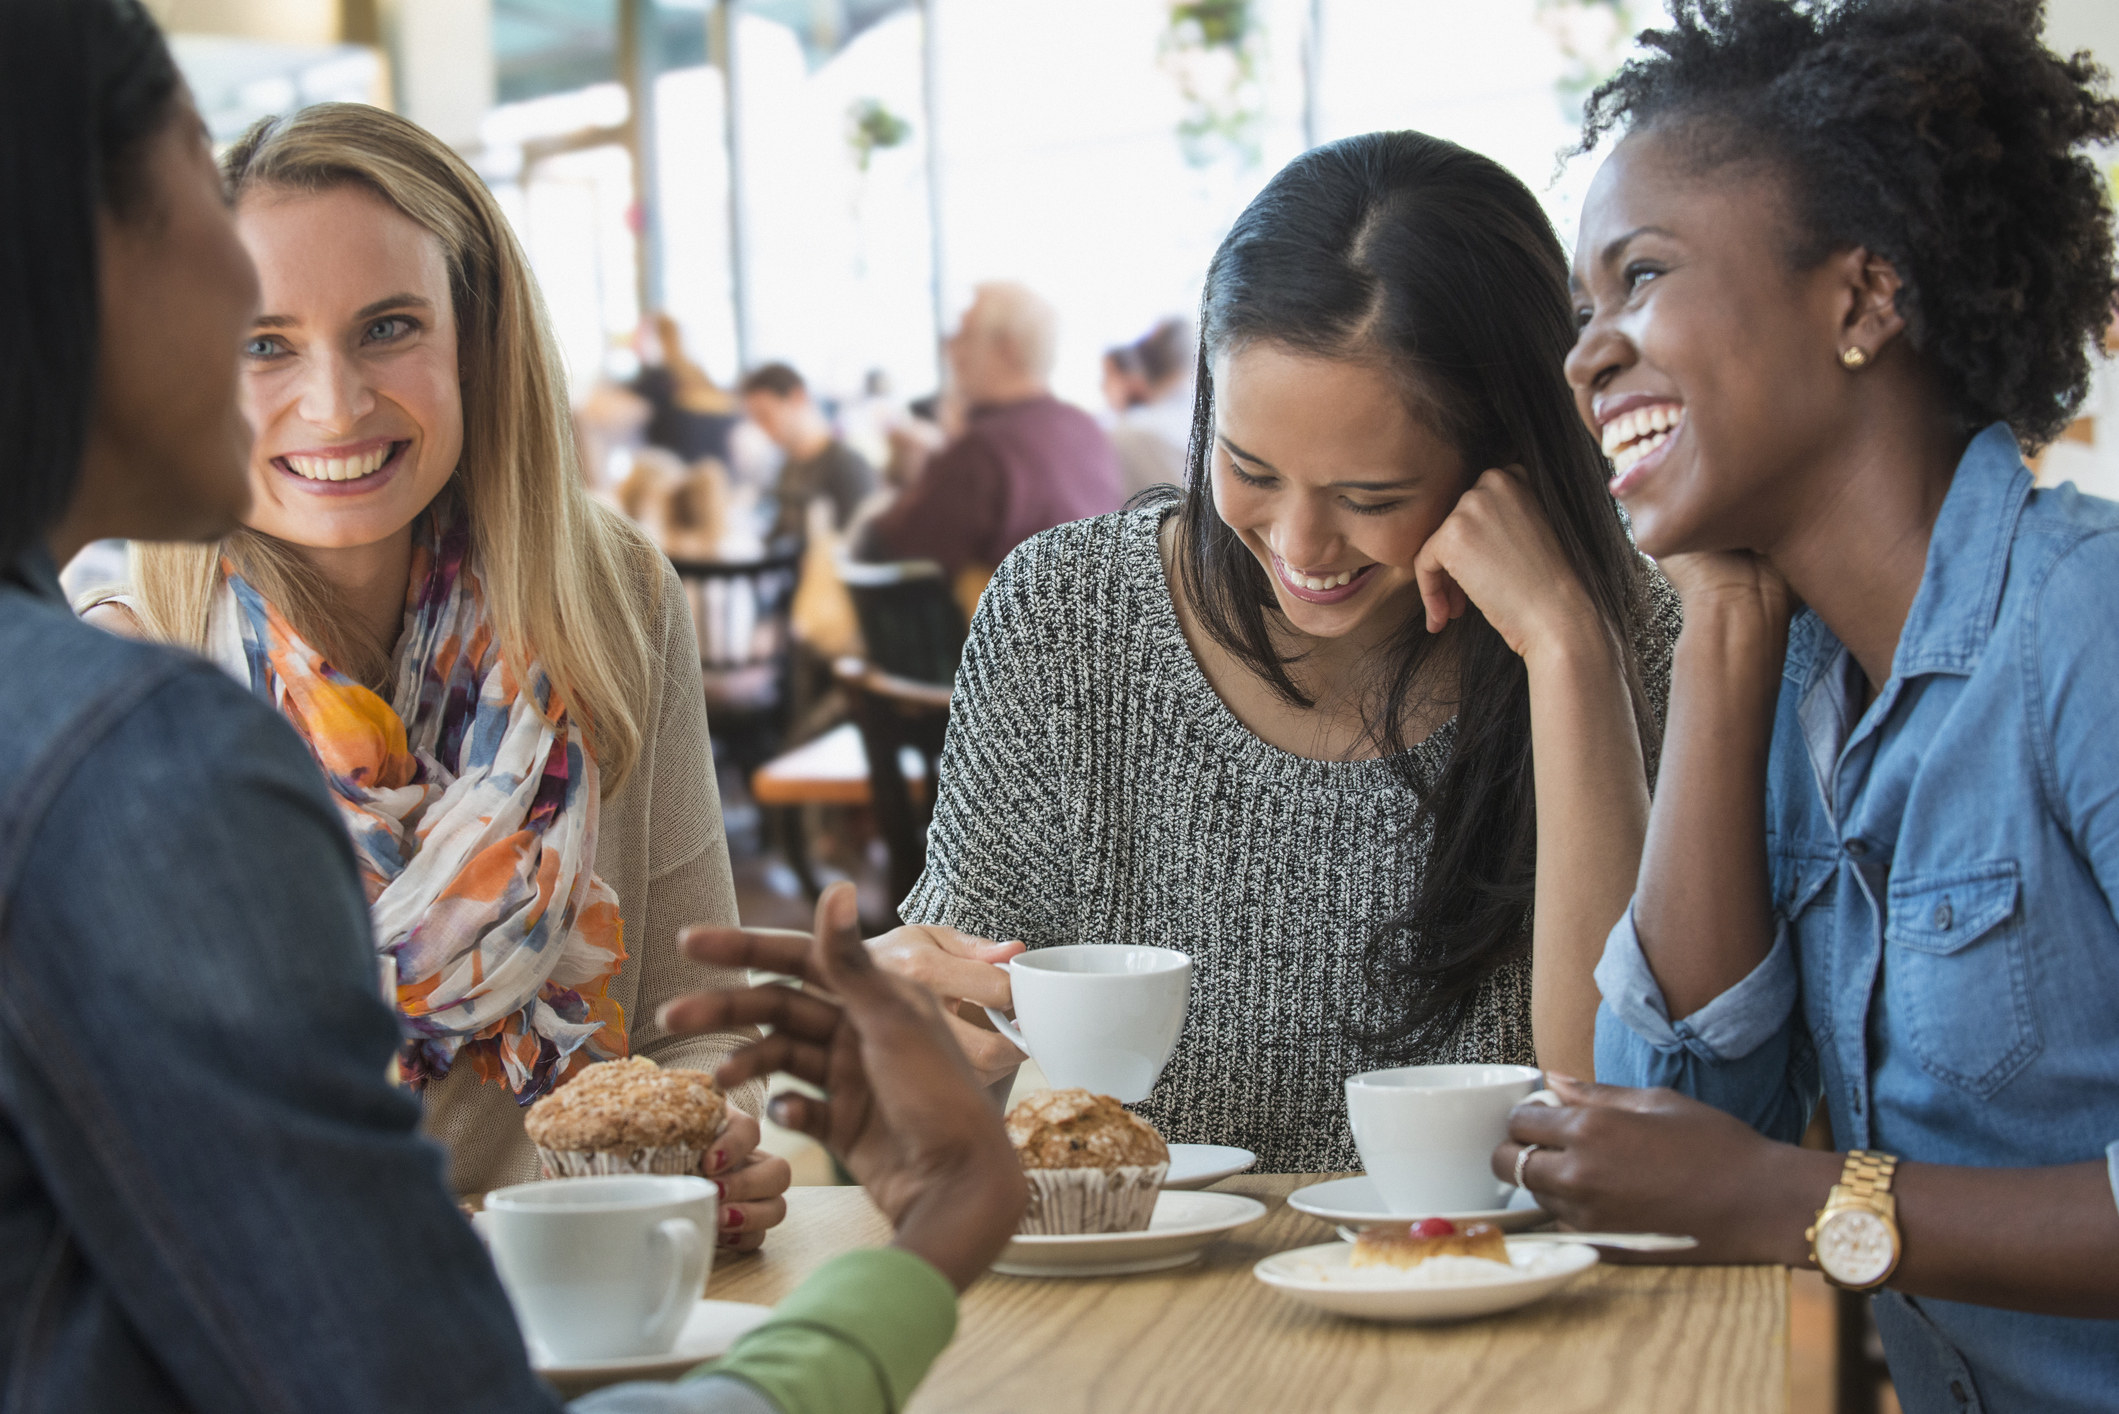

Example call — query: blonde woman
[93,104,791,1241]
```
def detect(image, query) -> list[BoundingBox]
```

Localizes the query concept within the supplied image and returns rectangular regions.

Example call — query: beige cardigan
[419,553,760,1196]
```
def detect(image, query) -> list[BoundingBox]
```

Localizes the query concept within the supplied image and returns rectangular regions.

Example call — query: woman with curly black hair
[1490,1,2119,1407]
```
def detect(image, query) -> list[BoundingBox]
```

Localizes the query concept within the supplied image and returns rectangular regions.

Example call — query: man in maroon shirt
[861,282,1122,575]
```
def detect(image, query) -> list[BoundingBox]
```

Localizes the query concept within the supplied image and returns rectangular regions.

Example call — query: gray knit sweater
[901,505,1680,1172]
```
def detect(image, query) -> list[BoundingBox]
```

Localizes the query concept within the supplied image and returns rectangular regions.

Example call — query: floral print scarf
[213,512,627,1102]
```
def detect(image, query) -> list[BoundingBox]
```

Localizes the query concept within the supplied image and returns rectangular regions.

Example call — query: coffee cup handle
[1522,1089,1562,1109]
[646,1217,708,1341]
[982,1007,1031,1058]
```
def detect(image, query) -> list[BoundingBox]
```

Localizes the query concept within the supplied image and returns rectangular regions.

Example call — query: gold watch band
[1840,1149,1898,1199]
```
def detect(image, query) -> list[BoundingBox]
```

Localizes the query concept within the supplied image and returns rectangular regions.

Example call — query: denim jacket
[0,552,800,1414]
[1595,426,2119,1413]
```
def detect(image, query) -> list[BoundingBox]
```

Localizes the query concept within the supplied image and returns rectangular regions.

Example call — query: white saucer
[1286,1176,1548,1231]
[530,1299,773,1395]
[1254,1238,1599,1322]
[993,1190,1269,1277]
[1163,1143,1258,1190]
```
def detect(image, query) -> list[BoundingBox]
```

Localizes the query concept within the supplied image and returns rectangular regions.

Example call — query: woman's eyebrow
[253,293,434,331]
[1597,224,1677,268]
[1217,433,1277,472]
[353,293,433,320]
[1221,433,1419,490]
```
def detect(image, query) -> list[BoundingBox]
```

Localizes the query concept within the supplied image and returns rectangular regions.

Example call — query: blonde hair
[132,103,657,791]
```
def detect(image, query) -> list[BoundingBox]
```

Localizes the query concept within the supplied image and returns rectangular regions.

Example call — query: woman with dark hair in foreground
[0,1,1016,1409]
[874,130,1682,1170]
[1501,1,2119,1407]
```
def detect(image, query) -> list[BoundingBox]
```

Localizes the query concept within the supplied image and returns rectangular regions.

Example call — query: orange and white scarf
[215,512,627,1101]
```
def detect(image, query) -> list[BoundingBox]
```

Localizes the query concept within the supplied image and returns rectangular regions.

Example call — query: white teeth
[1611,428,1673,477]
[1289,568,1357,592]
[1601,406,1683,467]
[285,446,391,482]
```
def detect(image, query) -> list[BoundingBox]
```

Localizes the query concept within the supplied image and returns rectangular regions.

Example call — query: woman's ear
[1835,246,1910,358]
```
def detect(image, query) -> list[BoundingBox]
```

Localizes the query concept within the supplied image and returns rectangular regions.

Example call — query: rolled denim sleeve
[1595,906,1799,1061]
[1594,906,1817,1142]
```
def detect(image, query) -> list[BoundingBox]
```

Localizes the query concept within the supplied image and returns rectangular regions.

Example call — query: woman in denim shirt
[1492,3,2119,1410]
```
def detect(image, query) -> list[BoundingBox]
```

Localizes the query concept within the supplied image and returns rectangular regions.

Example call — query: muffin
[524,1056,729,1178]
[1006,1088,1171,1235]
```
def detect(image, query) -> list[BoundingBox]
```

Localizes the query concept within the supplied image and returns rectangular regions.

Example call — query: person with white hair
[860,282,1121,575]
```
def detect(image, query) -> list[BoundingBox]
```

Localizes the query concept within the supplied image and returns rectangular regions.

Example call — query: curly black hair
[1580,0,2119,450]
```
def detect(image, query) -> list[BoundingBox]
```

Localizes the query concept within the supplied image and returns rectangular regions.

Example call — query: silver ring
[1513,1142,1544,1190]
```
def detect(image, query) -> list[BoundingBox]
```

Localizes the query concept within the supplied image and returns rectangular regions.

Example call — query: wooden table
[708,1174,1788,1413]
[750,722,929,808]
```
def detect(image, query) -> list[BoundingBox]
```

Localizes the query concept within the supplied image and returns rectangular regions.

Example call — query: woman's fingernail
[709,1149,727,1173]
[723,1206,743,1229]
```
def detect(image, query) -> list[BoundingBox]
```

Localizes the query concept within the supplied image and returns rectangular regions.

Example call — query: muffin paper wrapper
[536,1145,708,1179]
[1018,1163,1170,1235]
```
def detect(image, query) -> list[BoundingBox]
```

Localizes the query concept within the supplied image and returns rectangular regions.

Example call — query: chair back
[834,657,953,913]
[838,557,967,686]
[670,543,804,771]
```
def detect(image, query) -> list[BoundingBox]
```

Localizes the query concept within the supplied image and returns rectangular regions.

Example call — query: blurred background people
[740,362,877,544]
[859,281,1121,577]
[632,311,738,467]
[1102,316,1197,499]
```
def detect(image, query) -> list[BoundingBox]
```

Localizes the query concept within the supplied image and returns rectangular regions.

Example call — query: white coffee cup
[982,945,1191,1102]
[1345,1064,1559,1214]
[479,1174,716,1362]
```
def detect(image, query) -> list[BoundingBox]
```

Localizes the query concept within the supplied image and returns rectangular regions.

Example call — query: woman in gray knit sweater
[878,132,1680,1172]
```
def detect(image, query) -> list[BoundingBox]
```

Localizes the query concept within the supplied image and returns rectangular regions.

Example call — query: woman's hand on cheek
[1655,551,1799,627]
[704,1107,792,1252]
[1412,468,1601,662]
[1492,1075,1832,1264]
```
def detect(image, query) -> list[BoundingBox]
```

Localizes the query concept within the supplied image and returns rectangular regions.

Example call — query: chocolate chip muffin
[1006,1088,1171,1234]
[524,1056,729,1178]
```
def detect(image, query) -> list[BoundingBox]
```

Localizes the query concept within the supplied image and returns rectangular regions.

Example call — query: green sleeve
[686,1248,958,1414]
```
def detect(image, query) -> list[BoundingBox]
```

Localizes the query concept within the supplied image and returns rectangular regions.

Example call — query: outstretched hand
[661,883,1027,1290]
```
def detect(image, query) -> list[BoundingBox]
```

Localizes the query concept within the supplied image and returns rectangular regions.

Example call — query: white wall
[384,0,494,150]
[2036,0,2119,501]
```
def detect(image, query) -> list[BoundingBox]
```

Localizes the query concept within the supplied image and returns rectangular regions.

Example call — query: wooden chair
[670,543,803,778]
[837,557,967,686]
[834,656,953,916]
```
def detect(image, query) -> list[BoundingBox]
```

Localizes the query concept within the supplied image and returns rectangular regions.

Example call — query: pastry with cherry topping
[1349,1216,1509,1270]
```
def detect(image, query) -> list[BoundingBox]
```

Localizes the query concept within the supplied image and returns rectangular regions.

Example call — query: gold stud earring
[1840,346,1870,370]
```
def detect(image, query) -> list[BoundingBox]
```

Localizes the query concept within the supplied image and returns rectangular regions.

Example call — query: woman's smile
[1270,552,1379,604]
[1595,394,1686,498]
[272,437,411,497]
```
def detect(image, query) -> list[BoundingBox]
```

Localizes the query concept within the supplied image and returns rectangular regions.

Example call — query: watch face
[1817,1209,1895,1287]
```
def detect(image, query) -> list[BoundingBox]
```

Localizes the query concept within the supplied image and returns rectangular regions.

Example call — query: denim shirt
[0,551,783,1414]
[1595,426,2119,1414]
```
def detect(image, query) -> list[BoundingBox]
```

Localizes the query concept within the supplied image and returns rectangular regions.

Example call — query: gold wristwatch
[1806,1149,1901,1290]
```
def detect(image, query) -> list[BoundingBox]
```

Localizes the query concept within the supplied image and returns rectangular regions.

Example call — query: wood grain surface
[707,1174,1788,1414]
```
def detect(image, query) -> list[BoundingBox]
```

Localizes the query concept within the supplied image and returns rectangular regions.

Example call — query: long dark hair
[1175,131,1654,1054]
[0,0,179,567]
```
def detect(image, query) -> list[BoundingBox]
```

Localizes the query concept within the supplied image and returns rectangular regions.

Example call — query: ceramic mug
[479,1174,716,1362]
[1345,1064,1560,1214]
[982,944,1191,1102]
